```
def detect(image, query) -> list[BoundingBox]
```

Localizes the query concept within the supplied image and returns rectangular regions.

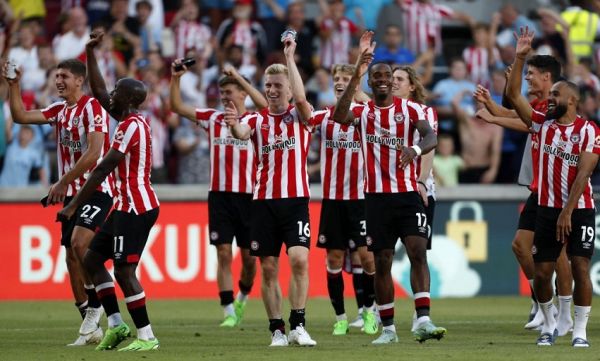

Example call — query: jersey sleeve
[530,110,546,133]
[40,102,64,123]
[350,104,365,125]
[85,98,109,133]
[583,122,600,155]
[407,101,426,125]
[240,112,258,134]
[195,108,218,130]
[425,106,438,135]
[308,108,330,128]
[111,120,139,154]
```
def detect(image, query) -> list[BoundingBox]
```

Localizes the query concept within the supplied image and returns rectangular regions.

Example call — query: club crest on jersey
[570,134,581,143]
[282,113,293,124]
[394,113,404,123]
[72,116,80,126]
[114,130,124,142]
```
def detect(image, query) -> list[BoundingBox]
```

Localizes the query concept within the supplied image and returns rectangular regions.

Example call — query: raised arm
[332,31,375,124]
[556,151,600,243]
[85,31,111,114]
[475,108,529,133]
[473,85,517,117]
[57,148,124,222]
[223,64,268,110]
[3,64,48,124]
[169,59,197,121]
[506,27,535,127]
[223,101,251,140]
[284,38,312,123]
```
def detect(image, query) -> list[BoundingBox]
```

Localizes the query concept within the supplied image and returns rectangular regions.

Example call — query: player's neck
[373,94,393,108]
[268,103,289,115]
[64,91,83,106]
[556,109,577,125]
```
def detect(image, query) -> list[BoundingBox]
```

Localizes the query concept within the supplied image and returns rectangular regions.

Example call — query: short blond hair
[265,63,288,77]
[331,64,355,78]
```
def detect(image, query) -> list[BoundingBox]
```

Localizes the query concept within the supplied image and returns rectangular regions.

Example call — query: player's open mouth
[547,103,555,111]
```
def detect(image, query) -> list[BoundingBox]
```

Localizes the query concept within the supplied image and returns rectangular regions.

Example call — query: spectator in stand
[8,24,43,92]
[560,0,600,61]
[203,0,235,32]
[344,0,390,31]
[462,19,501,88]
[135,0,162,54]
[52,7,89,61]
[318,0,360,69]
[173,120,210,184]
[86,0,111,28]
[375,0,403,44]
[216,0,267,67]
[313,67,336,109]
[0,124,46,187]
[104,0,140,64]
[128,0,164,36]
[171,0,213,63]
[579,86,599,124]
[178,49,207,110]
[533,8,570,65]
[8,0,45,21]
[496,4,539,47]
[204,45,257,96]
[256,0,290,54]
[451,94,502,184]
[139,67,177,184]
[373,24,415,66]
[433,134,463,187]
[400,0,472,56]
[0,1,13,57]
[431,57,477,133]
[279,0,319,79]
[572,58,600,94]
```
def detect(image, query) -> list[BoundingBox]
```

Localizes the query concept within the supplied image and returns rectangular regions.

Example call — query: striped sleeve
[112,120,139,154]
[583,122,600,155]
[195,108,218,130]
[40,101,64,122]
[531,110,545,132]
[407,100,426,125]
[240,112,258,133]
[85,98,108,133]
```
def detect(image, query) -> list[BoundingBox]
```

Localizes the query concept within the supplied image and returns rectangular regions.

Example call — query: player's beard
[545,103,567,120]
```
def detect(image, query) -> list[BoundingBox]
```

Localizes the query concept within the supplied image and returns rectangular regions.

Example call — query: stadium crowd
[0,0,599,188]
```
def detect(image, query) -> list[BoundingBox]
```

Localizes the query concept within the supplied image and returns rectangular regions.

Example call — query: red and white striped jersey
[196,108,255,194]
[528,99,549,192]
[319,17,359,69]
[462,46,500,87]
[111,113,160,214]
[41,95,113,197]
[413,105,438,198]
[351,97,426,193]
[175,20,212,60]
[401,0,453,55]
[531,110,600,209]
[313,105,364,200]
[241,106,313,200]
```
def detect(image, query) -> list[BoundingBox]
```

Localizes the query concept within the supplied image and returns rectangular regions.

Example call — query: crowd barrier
[2,185,600,300]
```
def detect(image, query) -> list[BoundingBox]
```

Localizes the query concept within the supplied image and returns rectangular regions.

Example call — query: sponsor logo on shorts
[115,252,122,259]
[366,236,373,246]
[210,231,219,241]
[583,242,592,250]
[348,239,355,249]
[418,226,427,235]
[299,236,308,243]
[251,241,259,251]
[318,234,326,244]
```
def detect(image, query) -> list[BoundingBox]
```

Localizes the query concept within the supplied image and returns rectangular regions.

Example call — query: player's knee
[217,248,233,266]
[511,237,525,256]
[242,255,257,272]
[289,254,308,275]
[71,238,87,260]
[261,260,278,281]
[113,265,135,285]
[374,250,393,270]
[326,252,344,269]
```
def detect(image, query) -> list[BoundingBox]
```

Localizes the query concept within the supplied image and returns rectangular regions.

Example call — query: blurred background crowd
[0,0,599,188]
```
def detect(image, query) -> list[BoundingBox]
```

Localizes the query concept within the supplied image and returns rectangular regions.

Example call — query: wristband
[411,145,422,156]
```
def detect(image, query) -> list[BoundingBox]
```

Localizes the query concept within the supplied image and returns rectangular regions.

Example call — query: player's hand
[480,169,495,184]
[417,182,428,206]
[2,62,21,84]
[283,37,297,58]
[56,204,76,222]
[222,63,239,78]
[514,26,534,58]
[47,181,68,205]
[223,101,239,127]
[86,30,104,50]
[399,146,417,169]
[358,30,376,54]
[504,65,512,82]
[473,85,492,105]
[475,108,494,124]
[556,209,572,244]
[171,58,187,77]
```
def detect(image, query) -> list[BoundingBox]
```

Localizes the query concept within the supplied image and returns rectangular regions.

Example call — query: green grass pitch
[0,297,598,360]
